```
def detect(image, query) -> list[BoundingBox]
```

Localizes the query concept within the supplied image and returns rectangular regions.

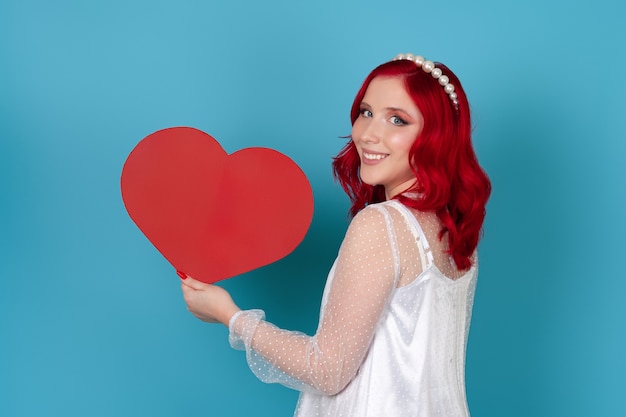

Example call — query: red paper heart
[121,127,314,284]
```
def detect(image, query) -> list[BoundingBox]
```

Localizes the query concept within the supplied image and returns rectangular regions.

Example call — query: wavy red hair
[332,59,491,270]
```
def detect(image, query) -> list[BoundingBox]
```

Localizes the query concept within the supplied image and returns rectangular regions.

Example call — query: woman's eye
[390,116,408,126]
[360,109,373,118]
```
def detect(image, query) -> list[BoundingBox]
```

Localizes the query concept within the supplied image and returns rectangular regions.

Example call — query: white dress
[229,200,477,416]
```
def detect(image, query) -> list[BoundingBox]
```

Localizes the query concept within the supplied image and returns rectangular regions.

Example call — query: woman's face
[351,76,423,200]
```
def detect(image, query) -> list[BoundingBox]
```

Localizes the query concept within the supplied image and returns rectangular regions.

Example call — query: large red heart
[120,127,314,284]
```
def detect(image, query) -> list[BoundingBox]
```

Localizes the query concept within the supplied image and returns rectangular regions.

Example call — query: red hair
[332,59,491,270]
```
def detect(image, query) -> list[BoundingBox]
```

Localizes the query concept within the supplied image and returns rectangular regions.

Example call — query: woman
[181,53,491,416]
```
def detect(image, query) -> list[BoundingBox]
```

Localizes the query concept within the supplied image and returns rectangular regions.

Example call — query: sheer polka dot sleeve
[228,205,401,395]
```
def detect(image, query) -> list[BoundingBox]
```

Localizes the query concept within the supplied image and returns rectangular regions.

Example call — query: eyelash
[390,116,408,126]
[359,108,408,126]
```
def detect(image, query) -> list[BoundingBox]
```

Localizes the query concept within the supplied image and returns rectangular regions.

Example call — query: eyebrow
[386,106,410,114]
[360,101,414,118]
[360,101,411,114]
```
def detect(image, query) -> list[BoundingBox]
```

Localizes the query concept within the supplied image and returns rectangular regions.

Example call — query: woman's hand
[180,275,241,326]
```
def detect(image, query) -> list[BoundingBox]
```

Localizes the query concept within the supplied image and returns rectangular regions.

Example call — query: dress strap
[385,200,434,269]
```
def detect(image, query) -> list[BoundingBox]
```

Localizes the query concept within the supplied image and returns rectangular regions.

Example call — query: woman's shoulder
[347,201,410,238]
[358,200,400,214]
[351,201,398,224]
[344,202,395,239]
[356,200,412,224]
[340,203,398,259]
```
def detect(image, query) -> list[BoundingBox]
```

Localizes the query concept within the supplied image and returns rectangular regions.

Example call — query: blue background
[1,1,624,416]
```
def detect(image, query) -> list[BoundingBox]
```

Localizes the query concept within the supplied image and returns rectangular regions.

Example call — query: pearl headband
[392,53,459,110]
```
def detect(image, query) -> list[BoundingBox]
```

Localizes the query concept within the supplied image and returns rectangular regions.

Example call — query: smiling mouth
[363,152,389,161]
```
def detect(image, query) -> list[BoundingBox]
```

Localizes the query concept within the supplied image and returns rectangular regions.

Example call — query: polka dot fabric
[229,200,477,416]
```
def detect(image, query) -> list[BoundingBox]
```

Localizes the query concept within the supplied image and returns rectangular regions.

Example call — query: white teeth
[363,152,388,160]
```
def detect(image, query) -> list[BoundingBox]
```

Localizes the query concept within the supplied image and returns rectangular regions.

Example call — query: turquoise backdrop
[1,1,624,416]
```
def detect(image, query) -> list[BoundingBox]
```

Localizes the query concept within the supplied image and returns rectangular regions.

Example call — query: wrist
[221,305,241,327]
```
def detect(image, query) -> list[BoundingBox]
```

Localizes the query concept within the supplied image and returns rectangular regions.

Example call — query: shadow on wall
[222,191,350,335]
[467,82,589,416]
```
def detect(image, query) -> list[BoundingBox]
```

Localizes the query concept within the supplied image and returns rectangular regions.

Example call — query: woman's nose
[360,120,381,144]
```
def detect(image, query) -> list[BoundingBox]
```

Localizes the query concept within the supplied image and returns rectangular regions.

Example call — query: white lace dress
[229,200,477,416]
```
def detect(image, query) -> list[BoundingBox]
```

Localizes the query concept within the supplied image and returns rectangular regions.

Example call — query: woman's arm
[227,205,400,395]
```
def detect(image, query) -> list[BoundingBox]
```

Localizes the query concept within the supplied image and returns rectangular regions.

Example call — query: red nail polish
[176,270,187,279]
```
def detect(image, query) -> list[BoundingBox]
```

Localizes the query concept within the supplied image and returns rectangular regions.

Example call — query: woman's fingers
[179,274,211,291]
